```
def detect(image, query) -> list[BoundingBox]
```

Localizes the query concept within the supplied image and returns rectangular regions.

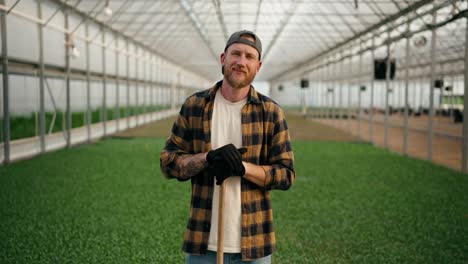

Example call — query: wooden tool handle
[217,181,226,264]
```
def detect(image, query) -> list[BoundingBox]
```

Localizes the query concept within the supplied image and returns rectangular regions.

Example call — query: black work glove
[208,160,242,185]
[206,144,247,185]
[206,144,246,171]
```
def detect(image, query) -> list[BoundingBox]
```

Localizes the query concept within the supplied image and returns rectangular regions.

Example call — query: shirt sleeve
[260,107,295,190]
[160,103,193,181]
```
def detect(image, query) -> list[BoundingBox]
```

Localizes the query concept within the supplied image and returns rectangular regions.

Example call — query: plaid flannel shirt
[160,81,295,261]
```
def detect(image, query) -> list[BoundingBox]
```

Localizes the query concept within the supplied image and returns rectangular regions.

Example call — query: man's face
[221,38,262,90]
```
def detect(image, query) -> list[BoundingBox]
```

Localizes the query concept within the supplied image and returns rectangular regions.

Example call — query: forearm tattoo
[179,153,208,178]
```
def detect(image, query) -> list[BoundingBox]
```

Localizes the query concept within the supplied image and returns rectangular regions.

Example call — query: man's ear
[220,52,226,65]
[256,60,262,73]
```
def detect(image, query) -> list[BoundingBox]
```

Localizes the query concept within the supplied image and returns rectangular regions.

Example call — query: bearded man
[160,30,295,264]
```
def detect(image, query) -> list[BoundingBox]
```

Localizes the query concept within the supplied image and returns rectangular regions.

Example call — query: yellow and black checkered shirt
[160,81,295,261]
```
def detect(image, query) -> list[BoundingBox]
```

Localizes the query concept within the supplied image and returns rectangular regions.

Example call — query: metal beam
[271,0,433,82]
[403,20,411,156]
[384,32,391,149]
[179,0,218,62]
[120,0,160,37]
[262,0,302,61]
[462,16,468,173]
[65,10,71,148]
[115,32,120,132]
[37,0,46,153]
[130,2,172,41]
[126,38,130,129]
[357,41,363,137]
[102,26,107,136]
[254,0,263,32]
[86,21,91,143]
[212,0,228,40]
[369,36,375,144]
[428,9,438,161]
[347,52,352,133]
[49,0,211,82]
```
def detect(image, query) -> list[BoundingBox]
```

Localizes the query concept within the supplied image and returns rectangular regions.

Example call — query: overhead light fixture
[104,0,112,17]
[71,46,80,58]
[413,35,427,47]
[66,33,80,59]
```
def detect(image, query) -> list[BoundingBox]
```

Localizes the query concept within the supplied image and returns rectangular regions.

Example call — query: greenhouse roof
[55,0,466,82]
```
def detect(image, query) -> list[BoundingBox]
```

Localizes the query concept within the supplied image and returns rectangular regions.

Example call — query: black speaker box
[374,58,396,80]
[300,79,309,89]
[434,79,444,88]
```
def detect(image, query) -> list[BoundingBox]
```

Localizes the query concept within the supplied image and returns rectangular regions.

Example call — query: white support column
[85,22,91,142]
[126,38,130,129]
[101,27,107,136]
[339,51,344,127]
[358,42,363,138]
[462,17,468,173]
[37,0,46,153]
[115,32,120,132]
[348,52,352,133]
[1,0,10,163]
[65,11,71,147]
[384,33,391,149]
[370,36,375,143]
[428,10,438,161]
[403,21,411,156]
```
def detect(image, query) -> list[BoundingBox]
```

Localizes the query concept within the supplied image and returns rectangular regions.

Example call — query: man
[160,30,295,263]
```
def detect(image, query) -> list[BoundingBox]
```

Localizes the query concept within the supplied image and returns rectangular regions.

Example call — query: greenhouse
[1,0,467,263]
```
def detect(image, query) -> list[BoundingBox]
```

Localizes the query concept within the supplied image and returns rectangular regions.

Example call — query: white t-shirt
[207,89,247,253]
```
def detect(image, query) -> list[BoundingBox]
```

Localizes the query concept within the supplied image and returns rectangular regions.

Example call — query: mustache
[231,66,247,73]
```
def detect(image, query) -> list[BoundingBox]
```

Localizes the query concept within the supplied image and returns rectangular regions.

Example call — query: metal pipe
[348,53,352,133]
[317,67,321,118]
[332,58,336,122]
[85,21,91,142]
[126,38,130,129]
[428,9,438,161]
[320,66,323,118]
[385,33,391,149]
[37,0,45,153]
[1,0,9,164]
[65,11,71,147]
[339,51,344,128]
[370,37,375,143]
[115,32,120,132]
[144,53,147,124]
[358,42,363,138]
[403,21,411,156]
[135,47,139,126]
[462,17,468,173]
[151,56,155,121]
[102,27,107,136]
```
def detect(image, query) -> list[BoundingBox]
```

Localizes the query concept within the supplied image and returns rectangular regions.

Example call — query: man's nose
[235,55,248,66]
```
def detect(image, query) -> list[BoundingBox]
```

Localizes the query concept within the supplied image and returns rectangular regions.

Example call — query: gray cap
[224,30,262,60]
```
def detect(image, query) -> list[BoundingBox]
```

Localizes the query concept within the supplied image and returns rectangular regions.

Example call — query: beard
[224,65,256,89]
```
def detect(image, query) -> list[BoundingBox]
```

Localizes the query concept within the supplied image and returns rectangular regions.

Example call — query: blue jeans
[186,250,271,264]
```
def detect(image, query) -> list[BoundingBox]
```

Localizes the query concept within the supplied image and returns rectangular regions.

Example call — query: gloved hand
[206,144,247,185]
[206,144,247,171]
